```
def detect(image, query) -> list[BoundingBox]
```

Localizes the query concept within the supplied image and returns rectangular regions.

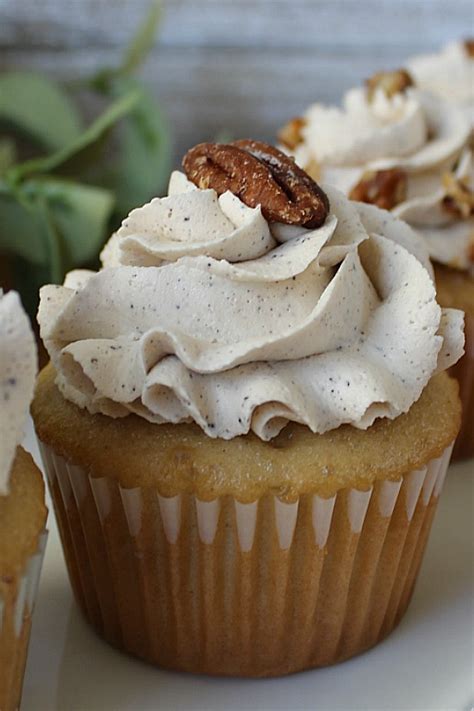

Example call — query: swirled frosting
[394,147,474,273]
[0,291,37,494]
[295,87,428,172]
[38,173,464,441]
[407,41,474,125]
[290,83,472,271]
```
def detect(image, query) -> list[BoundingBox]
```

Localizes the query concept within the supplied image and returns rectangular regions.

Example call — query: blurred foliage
[0,0,170,317]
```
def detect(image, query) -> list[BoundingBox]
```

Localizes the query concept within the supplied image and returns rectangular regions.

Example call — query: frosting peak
[302,86,428,167]
[0,291,37,494]
[39,170,464,441]
[408,41,474,124]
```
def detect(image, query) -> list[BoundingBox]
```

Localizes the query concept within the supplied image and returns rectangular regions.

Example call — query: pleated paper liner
[451,314,474,461]
[0,531,48,711]
[40,442,453,677]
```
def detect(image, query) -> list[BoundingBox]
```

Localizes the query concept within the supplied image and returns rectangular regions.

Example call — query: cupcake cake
[0,290,47,710]
[33,141,464,676]
[407,39,474,126]
[279,74,473,459]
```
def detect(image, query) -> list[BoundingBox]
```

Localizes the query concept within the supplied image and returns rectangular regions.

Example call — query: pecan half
[366,69,414,102]
[349,169,407,210]
[278,117,305,150]
[442,171,474,219]
[182,140,329,228]
[464,38,474,57]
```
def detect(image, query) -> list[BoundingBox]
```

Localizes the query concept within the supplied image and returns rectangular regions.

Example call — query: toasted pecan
[278,117,306,150]
[182,140,329,228]
[366,69,414,102]
[464,38,474,57]
[442,171,474,219]
[349,169,407,210]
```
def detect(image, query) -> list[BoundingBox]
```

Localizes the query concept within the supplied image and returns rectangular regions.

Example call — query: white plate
[21,420,474,711]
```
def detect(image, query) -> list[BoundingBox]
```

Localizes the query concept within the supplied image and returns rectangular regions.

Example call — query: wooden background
[0,0,472,163]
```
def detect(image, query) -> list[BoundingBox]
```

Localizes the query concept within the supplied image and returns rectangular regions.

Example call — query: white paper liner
[39,440,454,676]
[41,447,451,550]
[0,529,48,711]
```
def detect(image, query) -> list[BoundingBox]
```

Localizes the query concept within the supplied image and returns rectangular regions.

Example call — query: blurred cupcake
[0,290,47,710]
[33,141,464,676]
[278,69,470,192]
[407,40,474,126]
[393,146,474,458]
[279,74,473,458]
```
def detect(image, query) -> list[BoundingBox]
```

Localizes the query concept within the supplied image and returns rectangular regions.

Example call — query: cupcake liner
[39,441,452,677]
[0,530,48,710]
[451,313,474,460]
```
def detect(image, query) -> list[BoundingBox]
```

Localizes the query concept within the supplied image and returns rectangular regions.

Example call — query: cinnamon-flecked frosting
[393,147,474,273]
[38,173,464,441]
[407,41,474,125]
[0,291,38,494]
[289,83,473,271]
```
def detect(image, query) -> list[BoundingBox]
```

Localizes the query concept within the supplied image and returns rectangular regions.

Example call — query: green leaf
[120,0,162,76]
[0,139,16,176]
[9,202,63,319]
[0,177,114,273]
[26,178,115,267]
[36,197,63,283]
[8,90,140,183]
[113,83,171,214]
[0,72,82,151]
[94,77,171,216]
[0,188,51,266]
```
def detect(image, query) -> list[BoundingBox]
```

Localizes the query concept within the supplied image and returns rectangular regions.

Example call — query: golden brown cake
[0,449,47,711]
[33,141,466,676]
[34,364,460,501]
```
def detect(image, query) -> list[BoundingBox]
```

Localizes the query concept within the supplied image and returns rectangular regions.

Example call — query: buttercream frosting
[407,41,474,125]
[394,147,474,273]
[38,172,464,441]
[0,290,38,495]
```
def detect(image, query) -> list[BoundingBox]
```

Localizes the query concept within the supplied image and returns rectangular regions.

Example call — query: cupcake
[407,39,474,126]
[0,290,47,710]
[279,74,473,459]
[33,141,464,676]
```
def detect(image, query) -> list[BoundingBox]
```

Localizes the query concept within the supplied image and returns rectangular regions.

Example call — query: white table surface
[21,420,474,711]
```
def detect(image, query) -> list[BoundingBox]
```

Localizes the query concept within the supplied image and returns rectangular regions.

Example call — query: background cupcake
[0,290,47,711]
[279,75,473,459]
[407,39,474,126]
[33,142,464,676]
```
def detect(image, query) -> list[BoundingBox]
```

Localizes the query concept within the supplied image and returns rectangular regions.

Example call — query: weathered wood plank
[0,0,471,49]
[0,43,456,161]
[1,1,471,163]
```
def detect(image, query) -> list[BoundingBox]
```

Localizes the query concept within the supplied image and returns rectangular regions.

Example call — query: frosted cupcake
[0,290,47,710]
[407,40,474,126]
[33,141,464,676]
[279,74,473,458]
